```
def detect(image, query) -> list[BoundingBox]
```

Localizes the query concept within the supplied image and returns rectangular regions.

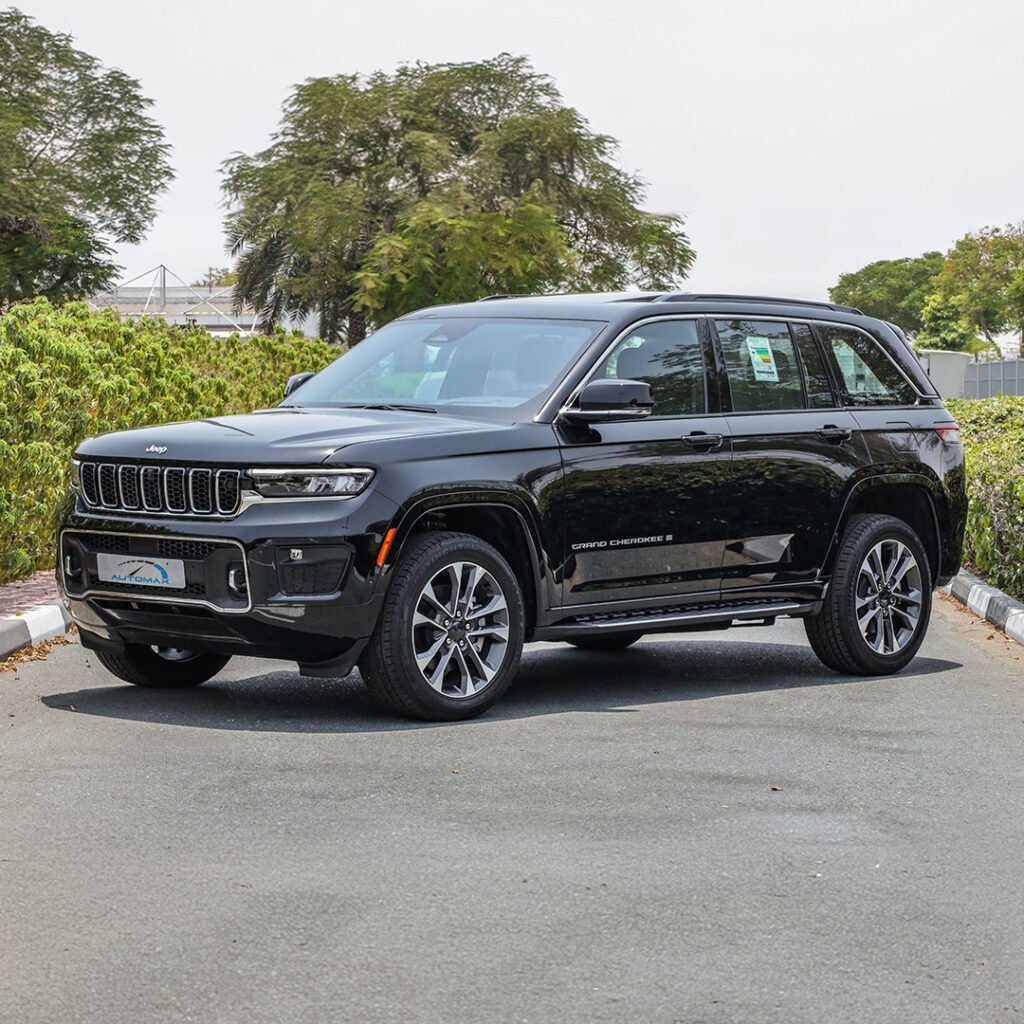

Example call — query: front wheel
[805,513,932,675]
[95,645,230,687]
[359,531,525,721]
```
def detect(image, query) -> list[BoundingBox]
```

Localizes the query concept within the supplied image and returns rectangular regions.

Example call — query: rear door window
[715,319,830,412]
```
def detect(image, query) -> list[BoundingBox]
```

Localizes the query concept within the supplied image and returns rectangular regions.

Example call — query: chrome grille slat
[78,461,242,517]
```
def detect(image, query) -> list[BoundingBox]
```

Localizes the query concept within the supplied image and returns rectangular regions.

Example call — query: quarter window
[591,319,706,417]
[819,325,917,406]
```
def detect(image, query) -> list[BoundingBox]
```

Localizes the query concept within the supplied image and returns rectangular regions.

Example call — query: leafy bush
[947,396,1024,601]
[0,299,337,584]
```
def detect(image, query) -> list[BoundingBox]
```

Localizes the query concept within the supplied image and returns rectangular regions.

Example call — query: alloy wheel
[856,539,923,655]
[411,560,510,698]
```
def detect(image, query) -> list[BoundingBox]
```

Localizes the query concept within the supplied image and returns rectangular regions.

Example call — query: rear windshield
[286,317,602,419]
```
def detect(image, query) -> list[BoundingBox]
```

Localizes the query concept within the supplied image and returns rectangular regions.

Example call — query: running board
[534,600,820,640]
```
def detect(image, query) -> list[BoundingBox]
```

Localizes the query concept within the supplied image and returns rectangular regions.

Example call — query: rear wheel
[805,513,931,675]
[565,633,643,651]
[359,531,525,721]
[95,645,230,688]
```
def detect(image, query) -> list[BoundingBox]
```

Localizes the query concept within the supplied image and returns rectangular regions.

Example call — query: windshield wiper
[339,403,438,414]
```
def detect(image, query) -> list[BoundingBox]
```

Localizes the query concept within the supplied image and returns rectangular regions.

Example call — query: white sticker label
[746,337,779,382]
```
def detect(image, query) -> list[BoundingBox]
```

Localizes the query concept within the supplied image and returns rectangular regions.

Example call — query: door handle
[681,431,724,451]
[816,425,852,444]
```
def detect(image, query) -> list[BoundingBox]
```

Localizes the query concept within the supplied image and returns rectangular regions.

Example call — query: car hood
[76,408,502,464]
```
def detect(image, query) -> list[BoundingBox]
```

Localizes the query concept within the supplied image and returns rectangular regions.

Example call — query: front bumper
[58,494,399,673]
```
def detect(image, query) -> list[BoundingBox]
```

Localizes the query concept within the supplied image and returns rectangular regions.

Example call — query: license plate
[96,553,186,589]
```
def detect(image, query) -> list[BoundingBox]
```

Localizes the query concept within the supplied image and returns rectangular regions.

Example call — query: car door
[556,317,733,609]
[712,317,869,595]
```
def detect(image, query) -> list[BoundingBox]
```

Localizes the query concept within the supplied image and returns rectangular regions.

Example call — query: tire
[95,645,230,688]
[359,531,525,721]
[565,633,643,651]
[805,513,932,675]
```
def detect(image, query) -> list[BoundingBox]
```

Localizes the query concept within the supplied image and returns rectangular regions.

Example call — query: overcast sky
[19,0,1024,300]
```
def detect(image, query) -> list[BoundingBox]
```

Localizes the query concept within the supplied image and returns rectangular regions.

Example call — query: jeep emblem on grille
[145,445,168,454]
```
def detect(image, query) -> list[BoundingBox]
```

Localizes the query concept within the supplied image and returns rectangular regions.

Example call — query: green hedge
[0,299,338,584]
[947,396,1024,601]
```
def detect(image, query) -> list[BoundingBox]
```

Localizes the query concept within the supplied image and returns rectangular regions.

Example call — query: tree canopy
[919,225,1024,354]
[0,7,172,303]
[830,225,1024,355]
[223,54,695,343]
[829,253,943,336]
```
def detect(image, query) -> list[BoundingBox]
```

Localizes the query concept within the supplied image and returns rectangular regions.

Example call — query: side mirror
[284,371,315,399]
[562,379,654,423]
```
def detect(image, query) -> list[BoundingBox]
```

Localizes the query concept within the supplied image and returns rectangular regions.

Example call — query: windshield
[285,316,603,418]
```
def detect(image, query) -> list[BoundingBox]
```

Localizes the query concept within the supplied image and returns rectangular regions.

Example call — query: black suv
[58,293,967,720]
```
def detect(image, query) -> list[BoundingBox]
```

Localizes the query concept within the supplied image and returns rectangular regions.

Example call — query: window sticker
[746,337,779,383]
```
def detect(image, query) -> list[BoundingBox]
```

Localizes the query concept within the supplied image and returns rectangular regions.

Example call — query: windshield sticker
[746,337,779,382]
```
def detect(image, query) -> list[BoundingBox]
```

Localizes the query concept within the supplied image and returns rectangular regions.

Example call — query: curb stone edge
[943,570,1024,648]
[0,603,72,662]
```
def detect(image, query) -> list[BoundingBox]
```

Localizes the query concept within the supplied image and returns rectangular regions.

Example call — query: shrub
[0,299,337,584]
[947,396,1024,601]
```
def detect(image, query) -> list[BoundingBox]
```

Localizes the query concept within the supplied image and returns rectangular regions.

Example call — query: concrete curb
[0,603,72,662]
[943,570,1024,647]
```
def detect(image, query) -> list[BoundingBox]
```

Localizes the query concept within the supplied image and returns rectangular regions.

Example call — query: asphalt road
[2,597,1024,1024]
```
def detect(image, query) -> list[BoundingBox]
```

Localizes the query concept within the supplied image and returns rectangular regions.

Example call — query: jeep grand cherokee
[58,293,967,720]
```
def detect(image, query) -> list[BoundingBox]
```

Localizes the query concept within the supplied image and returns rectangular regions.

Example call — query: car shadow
[40,637,962,734]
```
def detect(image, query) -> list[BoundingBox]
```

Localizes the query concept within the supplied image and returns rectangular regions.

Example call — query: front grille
[79,462,242,517]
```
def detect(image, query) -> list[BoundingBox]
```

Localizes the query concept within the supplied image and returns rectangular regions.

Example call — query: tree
[829,252,943,336]
[223,54,694,343]
[924,224,1024,355]
[0,8,172,302]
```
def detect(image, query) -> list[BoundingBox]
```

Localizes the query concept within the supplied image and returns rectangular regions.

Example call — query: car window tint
[791,322,835,408]
[819,324,916,406]
[716,320,806,412]
[591,319,706,417]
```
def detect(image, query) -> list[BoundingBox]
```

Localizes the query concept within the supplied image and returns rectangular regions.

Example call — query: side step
[533,599,820,640]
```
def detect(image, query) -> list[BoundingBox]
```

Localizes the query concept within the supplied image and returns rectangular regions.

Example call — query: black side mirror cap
[283,372,315,399]
[560,379,654,423]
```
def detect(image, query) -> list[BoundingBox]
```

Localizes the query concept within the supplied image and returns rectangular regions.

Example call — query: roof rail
[655,292,863,315]
[476,293,531,302]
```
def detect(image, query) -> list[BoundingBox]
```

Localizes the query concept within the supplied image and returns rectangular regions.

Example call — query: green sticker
[746,337,779,382]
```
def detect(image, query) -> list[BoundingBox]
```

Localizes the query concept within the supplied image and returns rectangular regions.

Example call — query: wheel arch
[377,493,546,637]
[824,474,944,586]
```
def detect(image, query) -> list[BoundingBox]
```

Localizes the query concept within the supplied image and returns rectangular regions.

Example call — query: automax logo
[110,559,171,586]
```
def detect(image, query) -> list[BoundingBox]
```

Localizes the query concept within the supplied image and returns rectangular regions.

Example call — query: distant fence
[964,361,1024,399]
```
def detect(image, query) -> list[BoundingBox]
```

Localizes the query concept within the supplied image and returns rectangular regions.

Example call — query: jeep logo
[145,445,168,454]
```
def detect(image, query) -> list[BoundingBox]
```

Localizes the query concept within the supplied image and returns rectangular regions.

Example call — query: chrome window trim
[60,529,253,615]
[542,312,928,422]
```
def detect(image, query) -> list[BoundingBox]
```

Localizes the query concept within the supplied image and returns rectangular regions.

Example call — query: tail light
[935,423,961,443]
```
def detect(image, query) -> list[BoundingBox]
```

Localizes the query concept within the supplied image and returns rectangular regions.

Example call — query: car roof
[401,291,870,325]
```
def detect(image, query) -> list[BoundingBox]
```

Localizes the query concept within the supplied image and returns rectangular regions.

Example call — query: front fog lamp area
[248,468,375,498]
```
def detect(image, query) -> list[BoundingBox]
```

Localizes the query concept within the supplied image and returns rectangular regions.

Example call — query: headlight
[70,459,82,494]
[248,468,375,498]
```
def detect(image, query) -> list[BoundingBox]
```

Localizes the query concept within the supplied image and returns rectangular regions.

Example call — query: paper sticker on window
[746,337,779,382]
